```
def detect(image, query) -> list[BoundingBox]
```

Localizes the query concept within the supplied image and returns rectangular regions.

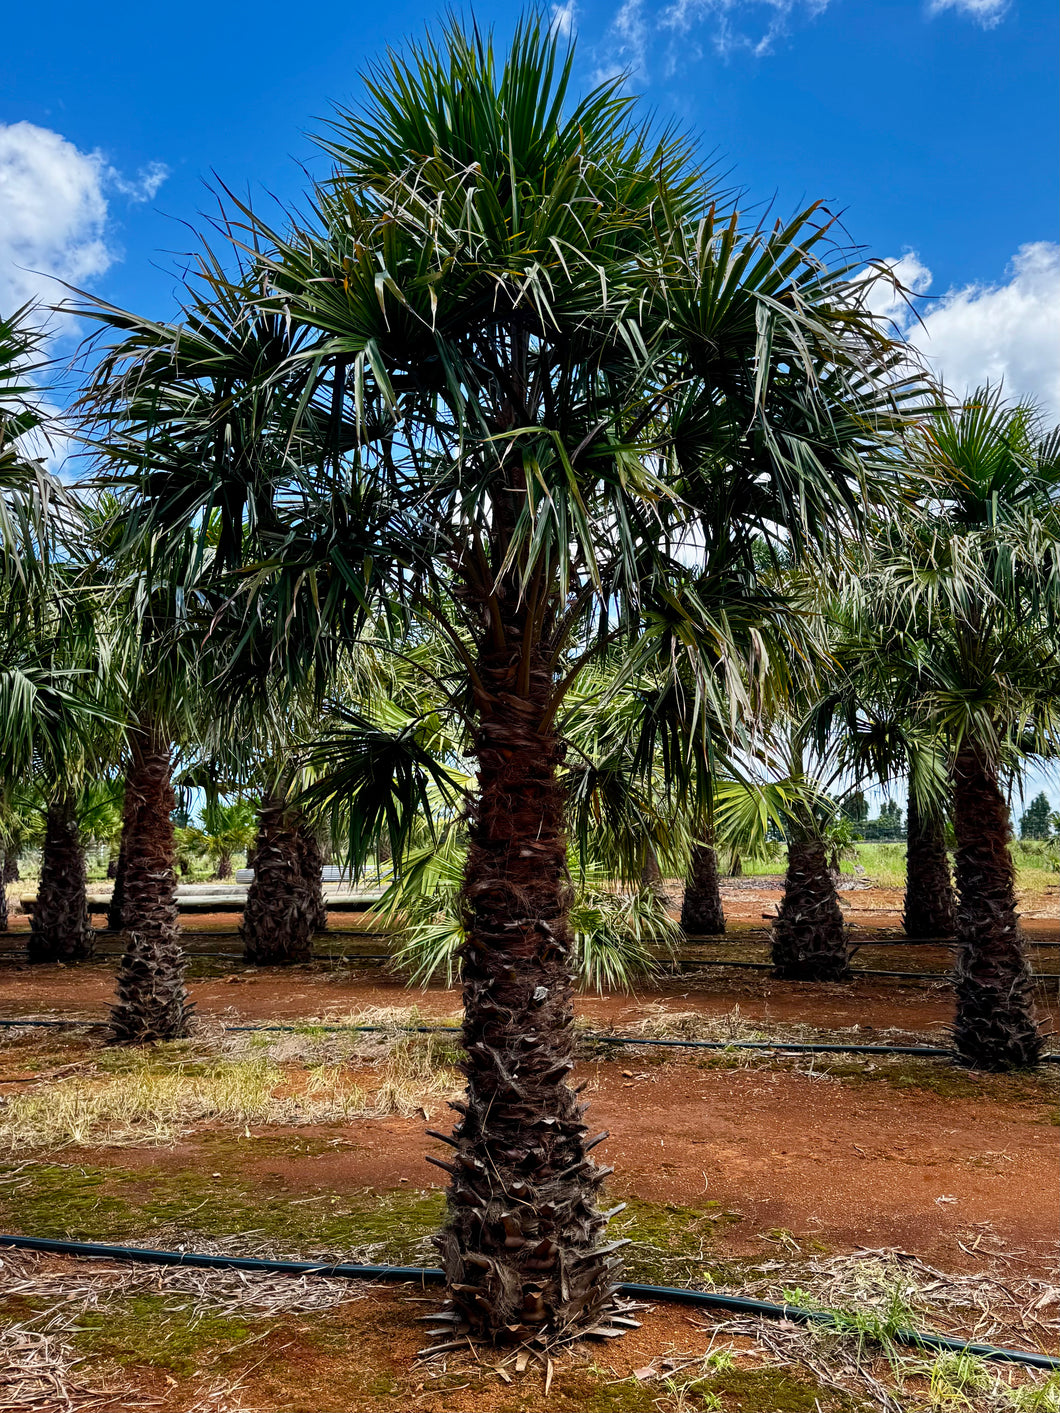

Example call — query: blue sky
[1,0,1057,411]
[1,0,1058,812]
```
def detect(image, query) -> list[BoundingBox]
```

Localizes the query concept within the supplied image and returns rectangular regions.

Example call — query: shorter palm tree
[849,390,1060,1069]
[241,787,314,965]
[27,788,95,962]
[902,758,956,941]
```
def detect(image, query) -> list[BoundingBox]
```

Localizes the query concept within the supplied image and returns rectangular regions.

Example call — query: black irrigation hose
[2,1016,1059,1062]
[673,959,1060,980]
[220,1022,1060,1062]
[3,945,1058,981]
[0,1234,1054,1371]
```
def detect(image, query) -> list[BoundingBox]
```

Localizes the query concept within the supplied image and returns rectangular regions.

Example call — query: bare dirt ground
[1,882,1057,1410]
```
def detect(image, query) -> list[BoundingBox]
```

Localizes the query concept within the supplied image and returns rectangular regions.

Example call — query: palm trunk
[903,790,955,940]
[109,729,191,1043]
[241,799,312,964]
[770,837,848,980]
[431,643,621,1347]
[106,783,133,932]
[951,744,1041,1070]
[215,853,233,881]
[0,849,8,933]
[295,818,328,933]
[680,840,725,935]
[27,795,94,963]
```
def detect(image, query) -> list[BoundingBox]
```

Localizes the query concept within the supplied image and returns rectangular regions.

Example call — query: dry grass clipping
[0,1029,461,1150]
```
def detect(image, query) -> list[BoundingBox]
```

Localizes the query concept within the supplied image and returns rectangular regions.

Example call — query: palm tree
[902,747,956,940]
[197,797,257,879]
[1,309,108,920]
[809,666,957,941]
[84,523,203,1044]
[27,788,95,962]
[241,775,315,965]
[78,18,917,1342]
[849,390,1060,1069]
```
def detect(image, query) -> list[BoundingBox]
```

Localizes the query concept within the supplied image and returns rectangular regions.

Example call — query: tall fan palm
[1,307,115,955]
[84,514,206,1044]
[79,19,918,1343]
[846,390,1060,1069]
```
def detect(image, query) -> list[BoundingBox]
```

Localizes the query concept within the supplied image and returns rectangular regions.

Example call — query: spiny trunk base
[107,792,131,932]
[680,843,725,935]
[241,803,313,965]
[109,933,193,1043]
[109,736,187,1043]
[903,793,956,940]
[27,803,95,964]
[431,983,628,1344]
[952,746,1042,1071]
[297,822,328,934]
[952,935,1042,1071]
[770,840,849,981]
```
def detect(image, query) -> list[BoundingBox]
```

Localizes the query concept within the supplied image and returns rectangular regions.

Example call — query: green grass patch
[821,1059,1057,1105]
[0,1159,446,1260]
[72,1294,258,1377]
[705,1365,867,1411]
[613,1196,743,1284]
[0,1159,746,1287]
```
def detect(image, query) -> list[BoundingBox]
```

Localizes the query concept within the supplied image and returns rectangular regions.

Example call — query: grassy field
[729,840,1057,893]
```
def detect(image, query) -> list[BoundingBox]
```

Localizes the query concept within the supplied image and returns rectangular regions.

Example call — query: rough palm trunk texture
[27,798,94,963]
[951,745,1041,1070]
[241,800,312,965]
[903,790,956,940]
[770,839,849,980]
[296,820,328,933]
[430,646,623,1347]
[109,734,191,1043]
[680,842,725,935]
[0,852,7,933]
[106,784,133,932]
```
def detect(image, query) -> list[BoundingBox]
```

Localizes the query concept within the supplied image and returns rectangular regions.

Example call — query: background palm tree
[88,521,206,1044]
[847,390,1060,1069]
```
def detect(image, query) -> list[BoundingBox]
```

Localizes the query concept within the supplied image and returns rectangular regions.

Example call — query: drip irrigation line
[2,1015,1058,1062]
[674,959,1060,981]
[219,1022,1060,1062]
[6,948,1057,980]
[0,1234,1054,1371]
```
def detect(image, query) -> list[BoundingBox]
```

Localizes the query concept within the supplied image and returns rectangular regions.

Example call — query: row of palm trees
[3,17,1057,1346]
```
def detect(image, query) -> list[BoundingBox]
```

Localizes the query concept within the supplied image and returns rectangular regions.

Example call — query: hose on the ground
[0,1233,1055,1370]
[3,946,1058,981]
[2,1015,1059,1062]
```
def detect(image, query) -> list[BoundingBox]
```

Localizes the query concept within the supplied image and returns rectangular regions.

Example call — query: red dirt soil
[55,1051,1057,1283]
[4,893,1057,1288]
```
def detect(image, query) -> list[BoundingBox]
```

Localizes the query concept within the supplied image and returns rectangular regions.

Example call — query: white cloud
[108,160,169,204]
[0,122,112,322]
[593,0,830,84]
[551,2,578,38]
[915,243,1060,419]
[592,0,649,83]
[660,0,830,59]
[0,121,169,329]
[0,122,169,477]
[864,244,1060,421]
[927,0,1009,28]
